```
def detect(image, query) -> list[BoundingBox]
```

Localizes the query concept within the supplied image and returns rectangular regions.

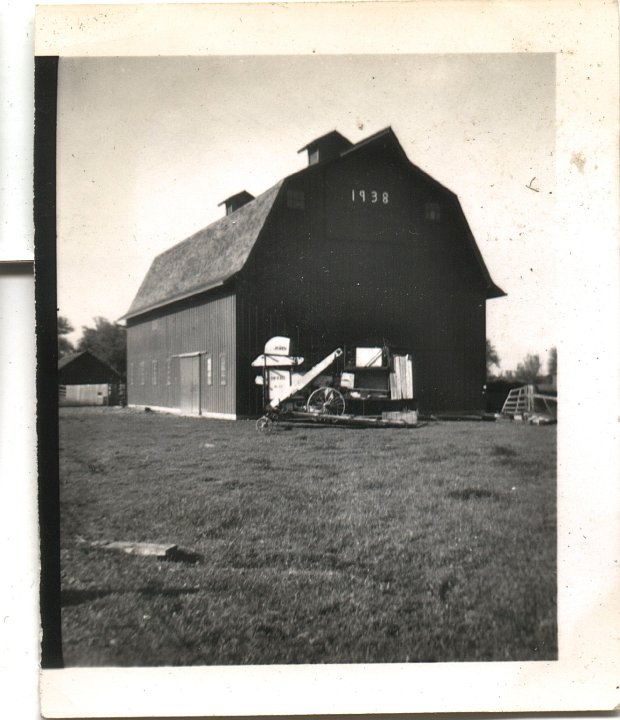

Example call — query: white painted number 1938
[352,189,389,204]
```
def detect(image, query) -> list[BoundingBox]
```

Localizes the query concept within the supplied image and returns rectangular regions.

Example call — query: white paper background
[1,1,618,718]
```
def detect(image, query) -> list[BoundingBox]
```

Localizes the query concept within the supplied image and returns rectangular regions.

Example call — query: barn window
[129,363,134,386]
[206,355,212,385]
[139,361,145,385]
[287,189,305,209]
[219,355,227,385]
[166,358,172,386]
[152,359,158,385]
[425,201,441,221]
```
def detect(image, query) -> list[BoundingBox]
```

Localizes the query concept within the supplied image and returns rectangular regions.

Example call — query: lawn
[59,407,556,666]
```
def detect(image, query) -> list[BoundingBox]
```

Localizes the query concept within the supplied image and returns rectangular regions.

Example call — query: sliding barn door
[179,355,200,414]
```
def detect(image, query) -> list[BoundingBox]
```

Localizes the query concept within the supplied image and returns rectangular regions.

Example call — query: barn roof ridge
[340,126,393,154]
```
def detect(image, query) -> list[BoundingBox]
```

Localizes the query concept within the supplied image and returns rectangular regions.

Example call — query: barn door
[179,355,200,414]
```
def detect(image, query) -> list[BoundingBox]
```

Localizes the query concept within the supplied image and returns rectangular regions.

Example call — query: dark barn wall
[237,139,487,414]
[127,289,236,416]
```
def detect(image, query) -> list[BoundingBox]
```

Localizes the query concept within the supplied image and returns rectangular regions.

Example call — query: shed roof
[58,350,123,383]
[58,351,84,369]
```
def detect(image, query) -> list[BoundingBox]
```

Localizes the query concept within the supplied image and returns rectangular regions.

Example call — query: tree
[486,339,500,376]
[78,317,127,378]
[58,315,75,358]
[547,346,557,377]
[515,353,542,384]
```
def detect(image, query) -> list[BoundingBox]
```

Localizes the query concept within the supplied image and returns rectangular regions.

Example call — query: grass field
[59,407,556,666]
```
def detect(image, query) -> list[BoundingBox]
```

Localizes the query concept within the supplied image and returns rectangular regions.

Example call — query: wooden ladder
[501,385,534,416]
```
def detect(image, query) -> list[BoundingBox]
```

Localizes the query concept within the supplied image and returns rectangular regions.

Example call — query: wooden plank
[100,541,178,559]
[382,410,418,425]
[390,372,398,400]
[287,411,418,428]
[394,355,404,399]
[409,355,414,399]
[405,355,414,399]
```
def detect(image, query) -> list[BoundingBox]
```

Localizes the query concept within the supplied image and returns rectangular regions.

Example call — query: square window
[206,356,212,386]
[219,355,227,386]
[424,201,441,221]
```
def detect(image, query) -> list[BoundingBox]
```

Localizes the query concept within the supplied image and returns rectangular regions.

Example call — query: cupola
[297,130,353,166]
[218,190,255,216]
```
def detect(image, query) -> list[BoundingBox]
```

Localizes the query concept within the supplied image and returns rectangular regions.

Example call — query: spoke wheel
[306,387,346,416]
[256,415,274,433]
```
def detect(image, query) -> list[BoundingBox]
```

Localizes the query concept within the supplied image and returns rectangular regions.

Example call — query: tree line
[486,339,556,385]
[58,316,127,380]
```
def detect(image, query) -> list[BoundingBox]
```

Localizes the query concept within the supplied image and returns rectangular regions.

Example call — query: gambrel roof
[124,181,283,319]
[124,127,504,320]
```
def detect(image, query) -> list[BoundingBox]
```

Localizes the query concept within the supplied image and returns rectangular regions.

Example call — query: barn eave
[121,274,237,323]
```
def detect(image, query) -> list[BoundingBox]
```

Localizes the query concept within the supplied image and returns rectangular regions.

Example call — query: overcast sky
[57,53,555,371]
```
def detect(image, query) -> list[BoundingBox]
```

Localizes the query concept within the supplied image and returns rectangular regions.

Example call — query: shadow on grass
[62,585,202,607]
[448,487,501,501]
[491,444,518,457]
[167,547,203,564]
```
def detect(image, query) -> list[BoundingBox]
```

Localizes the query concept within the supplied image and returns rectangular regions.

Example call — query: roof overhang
[486,283,507,299]
[120,275,232,322]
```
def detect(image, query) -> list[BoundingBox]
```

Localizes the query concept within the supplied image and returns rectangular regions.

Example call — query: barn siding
[61,384,110,406]
[236,144,488,414]
[127,290,236,416]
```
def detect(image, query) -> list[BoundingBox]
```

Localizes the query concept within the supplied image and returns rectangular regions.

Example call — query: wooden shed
[58,351,124,406]
[123,127,504,418]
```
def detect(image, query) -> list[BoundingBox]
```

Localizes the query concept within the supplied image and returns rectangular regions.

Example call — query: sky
[57,53,556,372]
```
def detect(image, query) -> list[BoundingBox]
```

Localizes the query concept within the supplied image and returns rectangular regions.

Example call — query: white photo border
[36,2,619,716]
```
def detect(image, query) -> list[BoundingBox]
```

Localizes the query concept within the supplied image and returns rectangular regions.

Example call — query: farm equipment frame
[253,337,418,431]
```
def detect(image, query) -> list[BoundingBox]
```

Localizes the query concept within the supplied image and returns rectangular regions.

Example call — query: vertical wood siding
[236,142,488,415]
[127,290,236,416]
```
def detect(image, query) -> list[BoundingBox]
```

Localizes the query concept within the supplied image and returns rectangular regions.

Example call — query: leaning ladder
[501,385,535,416]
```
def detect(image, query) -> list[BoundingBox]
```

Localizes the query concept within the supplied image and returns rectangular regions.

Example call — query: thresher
[252,336,419,431]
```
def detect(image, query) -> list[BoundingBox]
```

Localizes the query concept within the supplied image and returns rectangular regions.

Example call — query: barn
[58,350,124,406]
[123,127,504,418]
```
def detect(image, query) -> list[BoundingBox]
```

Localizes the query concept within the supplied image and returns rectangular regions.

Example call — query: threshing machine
[252,336,418,431]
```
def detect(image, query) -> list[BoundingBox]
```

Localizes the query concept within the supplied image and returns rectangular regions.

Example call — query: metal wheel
[306,387,345,415]
[256,415,274,432]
